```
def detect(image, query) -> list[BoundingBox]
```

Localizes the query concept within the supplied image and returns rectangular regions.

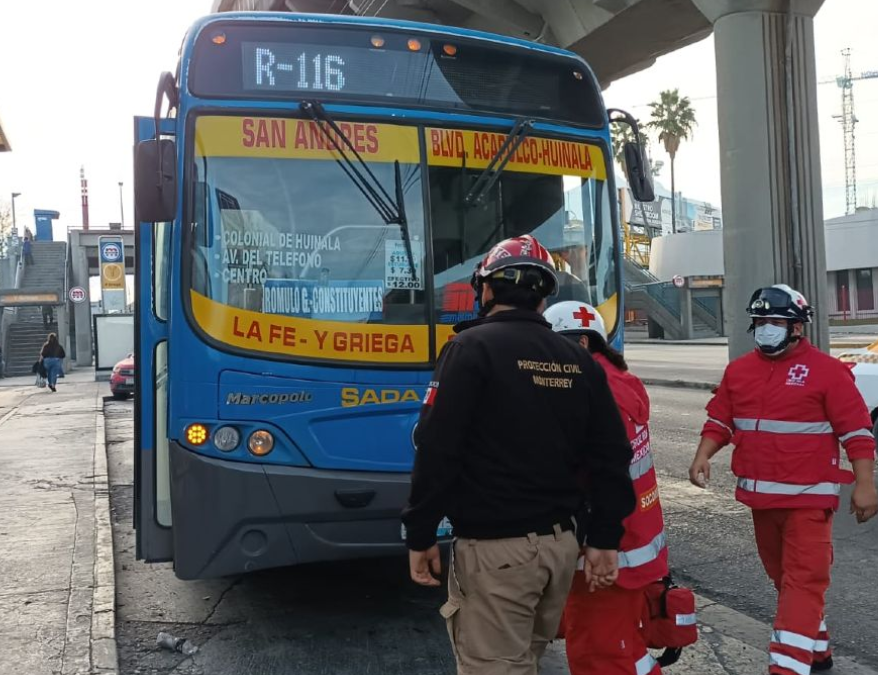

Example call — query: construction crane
[824,49,878,215]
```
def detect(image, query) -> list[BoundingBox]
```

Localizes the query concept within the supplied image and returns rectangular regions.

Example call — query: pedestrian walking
[545,301,668,675]
[41,305,54,329]
[22,236,34,266]
[40,333,66,392]
[403,235,635,675]
[689,284,877,675]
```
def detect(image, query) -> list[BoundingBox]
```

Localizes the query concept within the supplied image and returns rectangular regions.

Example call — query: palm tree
[647,89,697,234]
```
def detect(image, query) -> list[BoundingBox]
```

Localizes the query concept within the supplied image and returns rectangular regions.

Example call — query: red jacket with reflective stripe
[702,340,876,510]
[595,354,668,588]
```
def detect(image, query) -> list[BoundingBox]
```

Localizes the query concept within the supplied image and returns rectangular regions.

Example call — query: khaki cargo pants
[441,525,579,675]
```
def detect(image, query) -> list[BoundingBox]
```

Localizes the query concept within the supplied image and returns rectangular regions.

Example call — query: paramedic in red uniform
[689,284,877,675]
[545,301,667,675]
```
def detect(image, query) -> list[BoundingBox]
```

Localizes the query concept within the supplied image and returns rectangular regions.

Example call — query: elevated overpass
[208,0,829,358]
[0,115,10,152]
[211,0,713,86]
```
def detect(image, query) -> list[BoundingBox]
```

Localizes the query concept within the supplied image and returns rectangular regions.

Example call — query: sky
[1,0,877,242]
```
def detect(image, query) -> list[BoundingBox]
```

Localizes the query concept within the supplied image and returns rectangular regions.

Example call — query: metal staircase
[2,242,66,377]
[623,257,721,340]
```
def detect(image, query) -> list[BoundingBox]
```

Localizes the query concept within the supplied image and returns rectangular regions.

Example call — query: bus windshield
[188,116,429,362]
[430,167,616,328]
[186,115,616,364]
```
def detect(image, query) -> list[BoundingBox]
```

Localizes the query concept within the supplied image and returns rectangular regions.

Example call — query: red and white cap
[544,301,607,342]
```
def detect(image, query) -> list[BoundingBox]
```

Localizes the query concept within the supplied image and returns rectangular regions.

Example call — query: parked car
[110,353,135,400]
[837,339,878,437]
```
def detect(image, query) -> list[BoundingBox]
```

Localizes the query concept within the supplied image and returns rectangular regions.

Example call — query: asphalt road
[106,386,878,674]
[623,341,867,389]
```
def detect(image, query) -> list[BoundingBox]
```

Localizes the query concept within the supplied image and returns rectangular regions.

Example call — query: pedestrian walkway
[0,369,117,675]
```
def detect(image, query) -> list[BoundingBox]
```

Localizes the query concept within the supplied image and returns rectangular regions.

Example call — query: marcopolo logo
[101,242,123,262]
[226,391,313,405]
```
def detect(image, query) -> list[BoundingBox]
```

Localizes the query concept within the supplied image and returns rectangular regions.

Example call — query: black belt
[453,516,576,541]
[529,517,575,537]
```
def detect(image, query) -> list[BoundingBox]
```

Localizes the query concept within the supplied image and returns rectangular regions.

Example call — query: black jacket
[402,309,635,551]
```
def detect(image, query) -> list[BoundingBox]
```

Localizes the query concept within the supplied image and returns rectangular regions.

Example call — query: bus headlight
[185,423,209,446]
[248,430,275,456]
[213,426,240,452]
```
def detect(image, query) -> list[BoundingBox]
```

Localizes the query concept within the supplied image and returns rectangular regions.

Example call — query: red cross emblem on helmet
[572,306,596,327]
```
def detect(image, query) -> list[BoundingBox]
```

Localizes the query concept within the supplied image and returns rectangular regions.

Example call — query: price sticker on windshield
[385,240,424,291]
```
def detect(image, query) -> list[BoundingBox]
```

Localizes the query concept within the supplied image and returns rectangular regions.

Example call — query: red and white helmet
[471,235,558,297]
[747,284,813,323]
[544,301,607,342]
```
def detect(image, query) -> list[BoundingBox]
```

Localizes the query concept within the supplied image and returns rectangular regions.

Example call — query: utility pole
[80,166,90,230]
[118,182,124,228]
[11,192,20,235]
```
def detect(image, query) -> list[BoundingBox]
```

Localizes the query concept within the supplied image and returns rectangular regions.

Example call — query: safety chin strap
[473,280,495,317]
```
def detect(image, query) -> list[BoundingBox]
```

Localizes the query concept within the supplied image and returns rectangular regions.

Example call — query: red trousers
[562,574,661,675]
[752,509,834,675]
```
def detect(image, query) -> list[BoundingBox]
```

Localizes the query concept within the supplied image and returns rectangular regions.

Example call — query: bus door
[133,116,175,562]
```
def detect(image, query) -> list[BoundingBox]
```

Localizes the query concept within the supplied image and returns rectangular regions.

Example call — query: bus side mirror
[135,139,177,223]
[624,142,655,203]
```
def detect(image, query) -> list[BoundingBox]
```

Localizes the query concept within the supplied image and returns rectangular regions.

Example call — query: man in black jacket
[403,235,635,675]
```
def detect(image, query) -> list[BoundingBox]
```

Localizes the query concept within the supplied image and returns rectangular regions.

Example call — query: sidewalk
[0,369,117,675]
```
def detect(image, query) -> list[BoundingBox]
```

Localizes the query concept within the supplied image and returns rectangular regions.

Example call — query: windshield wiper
[463,118,535,208]
[300,100,416,280]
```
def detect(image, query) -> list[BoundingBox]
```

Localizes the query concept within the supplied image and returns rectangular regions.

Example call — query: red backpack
[641,576,698,666]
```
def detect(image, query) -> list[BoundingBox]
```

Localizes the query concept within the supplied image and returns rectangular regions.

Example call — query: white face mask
[754,323,788,353]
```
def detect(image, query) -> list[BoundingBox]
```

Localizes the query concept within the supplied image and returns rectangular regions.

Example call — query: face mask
[754,323,788,353]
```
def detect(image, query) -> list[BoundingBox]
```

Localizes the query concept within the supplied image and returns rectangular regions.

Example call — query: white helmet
[747,284,813,323]
[544,301,607,342]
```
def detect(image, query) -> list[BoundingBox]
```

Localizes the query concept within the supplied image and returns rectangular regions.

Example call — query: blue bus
[133,11,652,579]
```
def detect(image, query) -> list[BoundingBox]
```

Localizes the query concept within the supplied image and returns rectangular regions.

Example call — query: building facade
[648,208,878,322]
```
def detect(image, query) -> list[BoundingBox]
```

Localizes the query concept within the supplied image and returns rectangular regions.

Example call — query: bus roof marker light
[442,44,458,57]
[407,38,422,52]
[214,426,240,452]
[370,35,385,48]
[248,430,275,457]
[573,71,584,80]
[211,32,227,46]
[186,423,209,446]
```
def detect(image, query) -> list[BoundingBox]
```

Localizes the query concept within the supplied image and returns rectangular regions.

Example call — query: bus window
[186,117,428,361]
[428,140,617,336]
[153,222,171,322]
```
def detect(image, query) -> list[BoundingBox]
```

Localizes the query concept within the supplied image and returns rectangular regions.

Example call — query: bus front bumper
[169,442,412,579]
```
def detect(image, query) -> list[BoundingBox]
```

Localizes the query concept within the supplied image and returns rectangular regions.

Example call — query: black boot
[813,656,834,672]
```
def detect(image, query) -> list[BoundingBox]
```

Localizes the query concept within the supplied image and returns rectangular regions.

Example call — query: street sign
[100,241,123,263]
[69,286,87,304]
[672,275,685,288]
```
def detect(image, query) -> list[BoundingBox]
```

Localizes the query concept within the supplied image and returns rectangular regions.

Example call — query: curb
[91,392,119,674]
[692,592,878,675]
[626,340,872,349]
[641,378,718,391]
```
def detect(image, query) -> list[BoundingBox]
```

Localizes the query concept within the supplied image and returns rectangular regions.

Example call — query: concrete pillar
[70,233,93,367]
[680,287,695,339]
[57,305,70,372]
[694,0,827,358]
